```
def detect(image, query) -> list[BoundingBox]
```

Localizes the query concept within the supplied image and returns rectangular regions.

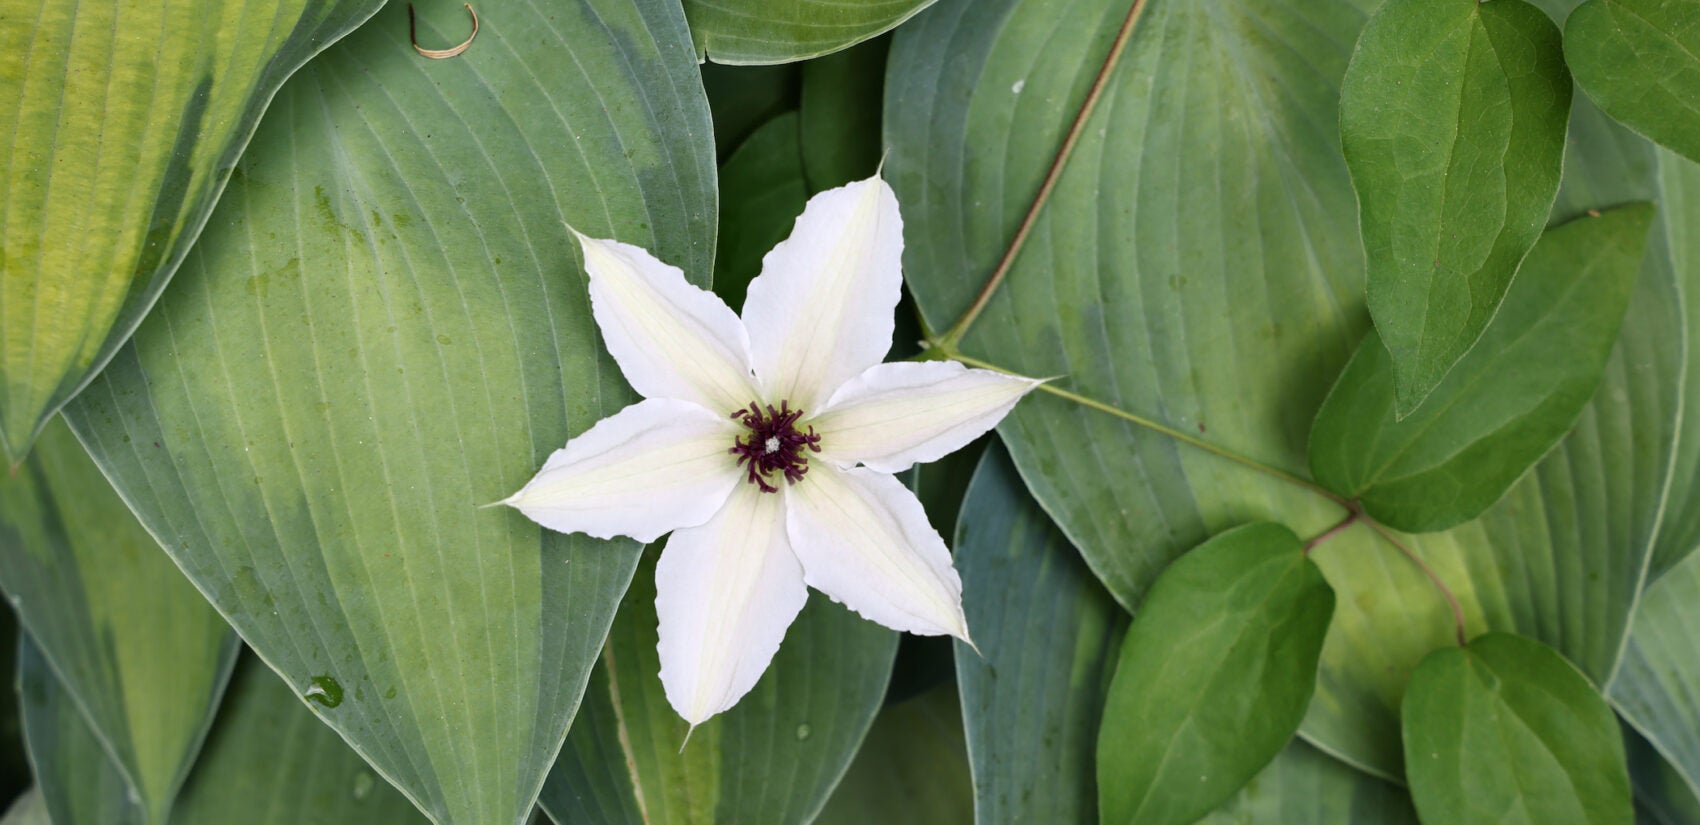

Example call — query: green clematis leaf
[0,0,383,461]
[1310,204,1654,533]
[714,113,809,311]
[58,2,717,822]
[800,37,890,193]
[1341,0,1572,415]
[815,684,973,825]
[1565,0,1700,165]
[1403,633,1631,825]
[1097,522,1335,825]
[0,417,237,824]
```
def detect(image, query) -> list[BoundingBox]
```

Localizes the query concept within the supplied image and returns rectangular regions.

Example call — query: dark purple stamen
[729,400,822,493]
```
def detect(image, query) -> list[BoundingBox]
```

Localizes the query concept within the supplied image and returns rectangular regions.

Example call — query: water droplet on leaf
[304,675,344,708]
[352,771,374,800]
[795,723,812,741]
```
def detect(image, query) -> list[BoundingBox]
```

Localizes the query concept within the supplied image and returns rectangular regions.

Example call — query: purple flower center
[730,401,822,493]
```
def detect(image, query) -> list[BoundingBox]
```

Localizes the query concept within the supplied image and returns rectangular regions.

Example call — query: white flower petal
[741,176,904,410]
[811,361,1039,473]
[578,232,758,412]
[785,466,969,639]
[656,485,807,725]
[503,398,740,542]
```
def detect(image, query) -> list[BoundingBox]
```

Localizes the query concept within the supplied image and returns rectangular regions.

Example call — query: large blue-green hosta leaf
[1612,547,1700,803]
[59,3,716,822]
[952,446,1124,823]
[17,638,143,825]
[891,0,1692,781]
[0,0,383,460]
[540,547,895,824]
[0,418,236,823]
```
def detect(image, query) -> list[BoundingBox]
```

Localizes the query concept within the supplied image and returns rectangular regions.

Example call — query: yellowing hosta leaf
[1096,523,1334,825]
[1565,0,1700,165]
[1403,633,1631,825]
[172,656,426,824]
[0,0,383,461]
[0,418,237,824]
[1341,0,1572,415]
[1310,204,1653,533]
[58,2,717,822]
[17,638,144,825]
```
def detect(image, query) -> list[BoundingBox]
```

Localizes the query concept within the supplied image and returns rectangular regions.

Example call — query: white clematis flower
[502,175,1038,726]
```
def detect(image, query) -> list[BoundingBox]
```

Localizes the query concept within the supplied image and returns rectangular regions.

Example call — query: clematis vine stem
[936,0,1151,350]
[1363,520,1469,648]
[937,348,1354,510]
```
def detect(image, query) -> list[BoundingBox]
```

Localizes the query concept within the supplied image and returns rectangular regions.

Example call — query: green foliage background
[3,0,1700,822]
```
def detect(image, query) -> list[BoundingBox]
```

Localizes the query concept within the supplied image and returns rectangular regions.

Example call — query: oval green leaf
[172,654,426,824]
[0,418,236,823]
[1403,633,1631,825]
[1310,203,1654,533]
[1303,100,1694,779]
[541,545,896,824]
[954,445,1126,824]
[57,2,716,822]
[687,0,932,64]
[1341,0,1572,415]
[1097,522,1335,825]
[1565,0,1700,165]
[0,0,383,460]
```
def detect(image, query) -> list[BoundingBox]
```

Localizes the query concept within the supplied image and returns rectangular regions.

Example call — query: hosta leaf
[541,545,895,825]
[1403,633,1631,825]
[889,0,1371,611]
[1611,548,1700,801]
[1097,523,1334,825]
[1341,0,1572,414]
[172,655,425,824]
[1565,0,1700,164]
[714,113,808,311]
[1310,204,1653,533]
[58,2,716,822]
[686,0,933,64]
[0,788,46,825]
[800,38,889,192]
[0,418,236,823]
[1304,101,1690,778]
[1625,727,1700,825]
[702,63,800,161]
[1645,146,1700,579]
[953,445,1125,824]
[815,685,973,825]
[1198,741,1417,824]
[17,637,143,825]
[0,0,383,460]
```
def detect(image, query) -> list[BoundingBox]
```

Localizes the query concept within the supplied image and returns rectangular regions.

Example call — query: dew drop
[352,771,374,800]
[794,723,812,741]
[304,675,344,708]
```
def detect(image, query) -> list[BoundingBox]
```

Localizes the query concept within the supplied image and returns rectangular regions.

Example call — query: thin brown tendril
[409,3,478,59]
[1364,520,1469,647]
[1302,509,1358,555]
[938,0,1151,349]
